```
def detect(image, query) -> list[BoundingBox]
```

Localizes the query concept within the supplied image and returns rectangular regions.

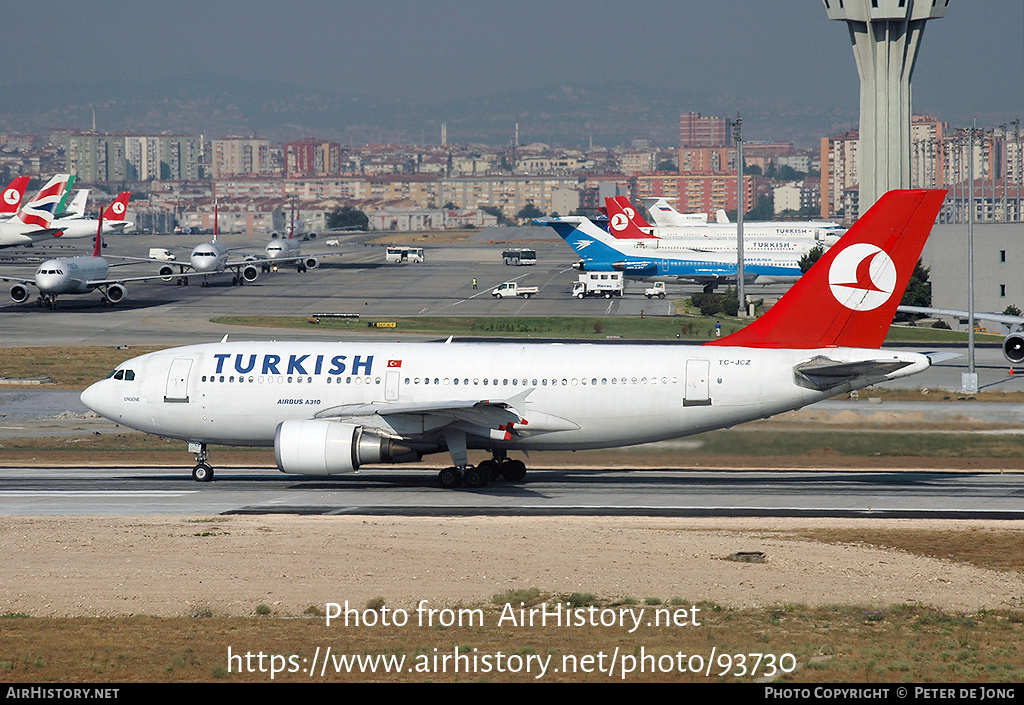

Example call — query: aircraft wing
[21,228,67,243]
[84,273,177,289]
[794,356,916,390]
[898,305,1024,331]
[313,389,579,438]
[0,273,35,285]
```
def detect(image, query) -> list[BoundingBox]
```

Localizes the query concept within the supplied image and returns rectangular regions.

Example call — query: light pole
[732,116,745,316]
[963,123,980,394]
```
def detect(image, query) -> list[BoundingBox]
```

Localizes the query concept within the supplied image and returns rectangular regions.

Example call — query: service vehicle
[148,248,176,261]
[572,272,623,299]
[491,281,538,299]
[645,282,667,299]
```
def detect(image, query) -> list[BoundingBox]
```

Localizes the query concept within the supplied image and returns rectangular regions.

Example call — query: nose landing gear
[189,442,214,482]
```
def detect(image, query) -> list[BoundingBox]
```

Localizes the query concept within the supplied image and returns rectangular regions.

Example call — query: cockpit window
[108,369,135,381]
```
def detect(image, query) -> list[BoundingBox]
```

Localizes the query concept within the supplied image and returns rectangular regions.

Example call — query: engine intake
[104,283,126,304]
[10,284,30,304]
[1003,333,1024,364]
[274,420,417,475]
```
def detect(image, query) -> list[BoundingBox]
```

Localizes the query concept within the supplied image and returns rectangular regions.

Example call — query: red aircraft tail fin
[707,189,947,350]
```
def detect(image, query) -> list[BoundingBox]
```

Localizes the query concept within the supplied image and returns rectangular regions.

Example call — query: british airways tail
[0,176,31,215]
[708,189,947,350]
[605,197,657,239]
[14,174,70,229]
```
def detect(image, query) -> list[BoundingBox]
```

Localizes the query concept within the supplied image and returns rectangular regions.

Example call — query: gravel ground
[0,515,1021,618]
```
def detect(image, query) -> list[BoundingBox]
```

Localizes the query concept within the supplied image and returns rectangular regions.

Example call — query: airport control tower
[824,0,948,215]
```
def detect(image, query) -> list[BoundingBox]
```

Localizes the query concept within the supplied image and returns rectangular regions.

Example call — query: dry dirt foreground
[1,515,1022,618]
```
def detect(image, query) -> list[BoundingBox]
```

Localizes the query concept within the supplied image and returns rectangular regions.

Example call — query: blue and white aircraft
[541,214,804,292]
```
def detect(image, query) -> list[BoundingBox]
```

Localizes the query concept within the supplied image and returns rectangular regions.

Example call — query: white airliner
[80,190,948,486]
[637,196,846,245]
[0,174,72,248]
[51,192,134,239]
[1,216,167,308]
[605,197,824,257]
[248,229,323,274]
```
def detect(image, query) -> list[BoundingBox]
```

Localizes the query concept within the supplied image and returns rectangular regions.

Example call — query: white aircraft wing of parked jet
[898,305,1024,364]
[81,190,948,486]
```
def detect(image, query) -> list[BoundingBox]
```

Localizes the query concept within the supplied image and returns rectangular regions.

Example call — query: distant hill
[0,74,855,149]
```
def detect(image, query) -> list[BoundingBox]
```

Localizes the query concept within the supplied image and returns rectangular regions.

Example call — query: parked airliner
[544,210,804,291]
[1,216,167,308]
[52,192,134,239]
[639,196,845,244]
[0,174,72,248]
[81,190,947,486]
[604,197,823,257]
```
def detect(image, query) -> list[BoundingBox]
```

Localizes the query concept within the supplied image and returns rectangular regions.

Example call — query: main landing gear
[189,442,214,482]
[437,452,528,489]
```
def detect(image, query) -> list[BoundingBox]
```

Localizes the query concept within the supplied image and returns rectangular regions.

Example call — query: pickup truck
[492,281,538,299]
[645,282,667,299]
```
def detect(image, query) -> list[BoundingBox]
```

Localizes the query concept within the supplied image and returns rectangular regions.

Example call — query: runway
[0,229,1021,523]
[0,465,1020,519]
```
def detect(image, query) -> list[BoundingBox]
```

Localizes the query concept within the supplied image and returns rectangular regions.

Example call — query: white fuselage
[52,217,133,239]
[265,238,300,259]
[34,256,109,295]
[0,220,55,247]
[638,222,845,246]
[190,241,231,273]
[81,341,929,451]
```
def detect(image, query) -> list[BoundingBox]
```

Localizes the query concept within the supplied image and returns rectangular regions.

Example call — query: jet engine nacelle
[274,419,418,475]
[1003,333,1024,364]
[10,284,30,304]
[304,257,319,270]
[241,265,259,282]
[104,283,126,304]
[159,264,176,282]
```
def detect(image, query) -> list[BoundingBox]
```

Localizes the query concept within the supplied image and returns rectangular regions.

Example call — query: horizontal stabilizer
[795,357,913,390]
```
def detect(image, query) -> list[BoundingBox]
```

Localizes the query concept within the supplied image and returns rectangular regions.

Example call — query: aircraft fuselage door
[683,359,711,407]
[385,370,400,401]
[164,358,193,403]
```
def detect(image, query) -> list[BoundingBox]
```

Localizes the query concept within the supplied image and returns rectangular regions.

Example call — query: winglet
[707,189,947,350]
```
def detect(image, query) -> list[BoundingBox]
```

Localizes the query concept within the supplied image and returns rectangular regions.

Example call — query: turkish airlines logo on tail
[111,201,126,215]
[610,213,629,231]
[3,188,19,206]
[827,243,897,311]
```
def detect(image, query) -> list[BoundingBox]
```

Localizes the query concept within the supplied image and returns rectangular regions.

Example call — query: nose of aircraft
[80,380,109,417]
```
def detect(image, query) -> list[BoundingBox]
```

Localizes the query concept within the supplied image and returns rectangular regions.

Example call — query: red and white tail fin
[15,174,69,229]
[102,192,130,221]
[0,176,30,216]
[707,189,947,350]
[604,196,657,239]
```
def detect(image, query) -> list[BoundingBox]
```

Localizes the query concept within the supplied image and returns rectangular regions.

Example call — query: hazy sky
[5,1,1021,128]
